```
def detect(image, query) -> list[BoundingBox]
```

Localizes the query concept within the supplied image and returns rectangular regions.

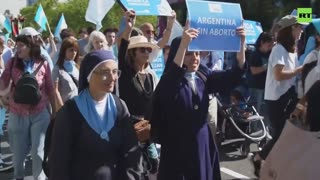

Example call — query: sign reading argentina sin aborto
[186,0,243,51]
[119,0,172,16]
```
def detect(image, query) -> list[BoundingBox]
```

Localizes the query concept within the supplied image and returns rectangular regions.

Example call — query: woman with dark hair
[52,37,80,112]
[251,15,308,177]
[248,32,274,114]
[151,21,246,180]
[117,10,161,175]
[0,35,55,180]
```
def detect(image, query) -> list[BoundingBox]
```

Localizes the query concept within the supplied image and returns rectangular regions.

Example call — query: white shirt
[264,44,299,100]
[94,95,107,121]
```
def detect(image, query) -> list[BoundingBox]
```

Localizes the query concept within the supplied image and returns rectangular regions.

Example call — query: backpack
[42,94,124,177]
[13,60,44,105]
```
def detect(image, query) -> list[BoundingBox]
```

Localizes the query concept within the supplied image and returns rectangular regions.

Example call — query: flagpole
[46,21,52,35]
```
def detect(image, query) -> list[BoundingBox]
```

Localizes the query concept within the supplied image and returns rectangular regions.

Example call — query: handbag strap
[32,60,45,76]
[63,68,79,87]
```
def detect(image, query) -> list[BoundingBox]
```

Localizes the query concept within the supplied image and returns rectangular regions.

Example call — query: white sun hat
[128,35,161,62]
[20,27,40,36]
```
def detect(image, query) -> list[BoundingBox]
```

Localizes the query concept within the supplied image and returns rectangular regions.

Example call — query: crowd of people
[0,7,319,180]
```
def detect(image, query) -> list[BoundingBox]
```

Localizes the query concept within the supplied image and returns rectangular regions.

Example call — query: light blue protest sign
[244,20,263,45]
[119,0,172,16]
[186,0,243,52]
[150,51,165,79]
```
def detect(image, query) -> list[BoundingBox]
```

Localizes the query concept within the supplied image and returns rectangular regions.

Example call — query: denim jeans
[259,87,297,159]
[249,88,264,114]
[8,108,50,180]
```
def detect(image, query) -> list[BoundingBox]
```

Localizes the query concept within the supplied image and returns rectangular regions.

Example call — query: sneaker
[0,162,13,172]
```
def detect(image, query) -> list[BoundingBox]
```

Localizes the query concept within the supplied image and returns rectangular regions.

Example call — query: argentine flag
[34,4,48,31]
[54,14,68,38]
[0,15,12,33]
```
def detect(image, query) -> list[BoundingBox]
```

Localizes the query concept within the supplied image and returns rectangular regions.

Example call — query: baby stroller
[216,90,267,156]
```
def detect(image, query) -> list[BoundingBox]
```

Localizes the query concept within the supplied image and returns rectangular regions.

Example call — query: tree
[19,0,157,37]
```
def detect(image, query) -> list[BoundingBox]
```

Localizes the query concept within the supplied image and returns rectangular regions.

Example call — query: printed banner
[119,0,172,16]
[186,0,243,51]
[243,20,263,44]
[150,51,165,79]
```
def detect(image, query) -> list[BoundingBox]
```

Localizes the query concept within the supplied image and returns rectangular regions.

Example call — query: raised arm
[118,10,136,71]
[205,26,246,93]
[173,22,199,67]
[157,11,176,49]
[49,33,57,59]
[236,26,246,69]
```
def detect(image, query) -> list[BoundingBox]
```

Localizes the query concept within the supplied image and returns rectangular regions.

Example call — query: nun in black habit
[150,25,246,180]
[49,50,143,180]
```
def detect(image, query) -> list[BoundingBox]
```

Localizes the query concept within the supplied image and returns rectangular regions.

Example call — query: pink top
[1,58,53,116]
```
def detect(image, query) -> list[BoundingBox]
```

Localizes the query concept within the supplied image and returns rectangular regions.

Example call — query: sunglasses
[138,47,152,53]
[145,30,156,35]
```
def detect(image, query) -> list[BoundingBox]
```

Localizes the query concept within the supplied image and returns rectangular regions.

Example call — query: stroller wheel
[240,144,250,156]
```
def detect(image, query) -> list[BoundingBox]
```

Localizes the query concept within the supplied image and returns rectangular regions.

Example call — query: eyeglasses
[145,30,155,35]
[93,69,121,79]
[137,47,152,53]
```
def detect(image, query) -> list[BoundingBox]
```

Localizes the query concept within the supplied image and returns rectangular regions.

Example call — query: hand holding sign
[235,26,246,69]
[173,21,199,68]
[167,11,177,30]
[181,21,200,48]
[125,10,136,30]
[236,26,246,44]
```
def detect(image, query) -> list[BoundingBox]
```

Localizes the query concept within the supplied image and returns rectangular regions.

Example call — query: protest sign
[119,0,172,16]
[150,51,165,79]
[186,0,243,51]
[243,20,263,44]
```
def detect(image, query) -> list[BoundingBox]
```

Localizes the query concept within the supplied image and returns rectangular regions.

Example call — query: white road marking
[220,167,250,179]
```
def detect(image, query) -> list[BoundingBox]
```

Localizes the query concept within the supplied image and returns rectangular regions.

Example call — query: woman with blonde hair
[84,30,110,53]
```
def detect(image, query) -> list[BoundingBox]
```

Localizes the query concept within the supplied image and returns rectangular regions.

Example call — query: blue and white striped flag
[34,4,48,31]
[4,17,12,33]
[54,14,68,38]
[0,15,12,33]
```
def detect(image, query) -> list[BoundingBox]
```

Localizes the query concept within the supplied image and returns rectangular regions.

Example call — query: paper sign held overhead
[186,0,243,52]
[243,20,263,45]
[119,0,173,16]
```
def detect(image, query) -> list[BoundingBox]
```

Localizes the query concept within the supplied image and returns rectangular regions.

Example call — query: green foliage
[19,0,157,37]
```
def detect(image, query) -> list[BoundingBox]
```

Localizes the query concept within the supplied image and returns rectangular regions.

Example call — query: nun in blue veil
[49,50,143,180]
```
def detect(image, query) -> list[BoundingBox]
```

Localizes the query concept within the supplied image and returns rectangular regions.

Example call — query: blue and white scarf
[74,89,117,141]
